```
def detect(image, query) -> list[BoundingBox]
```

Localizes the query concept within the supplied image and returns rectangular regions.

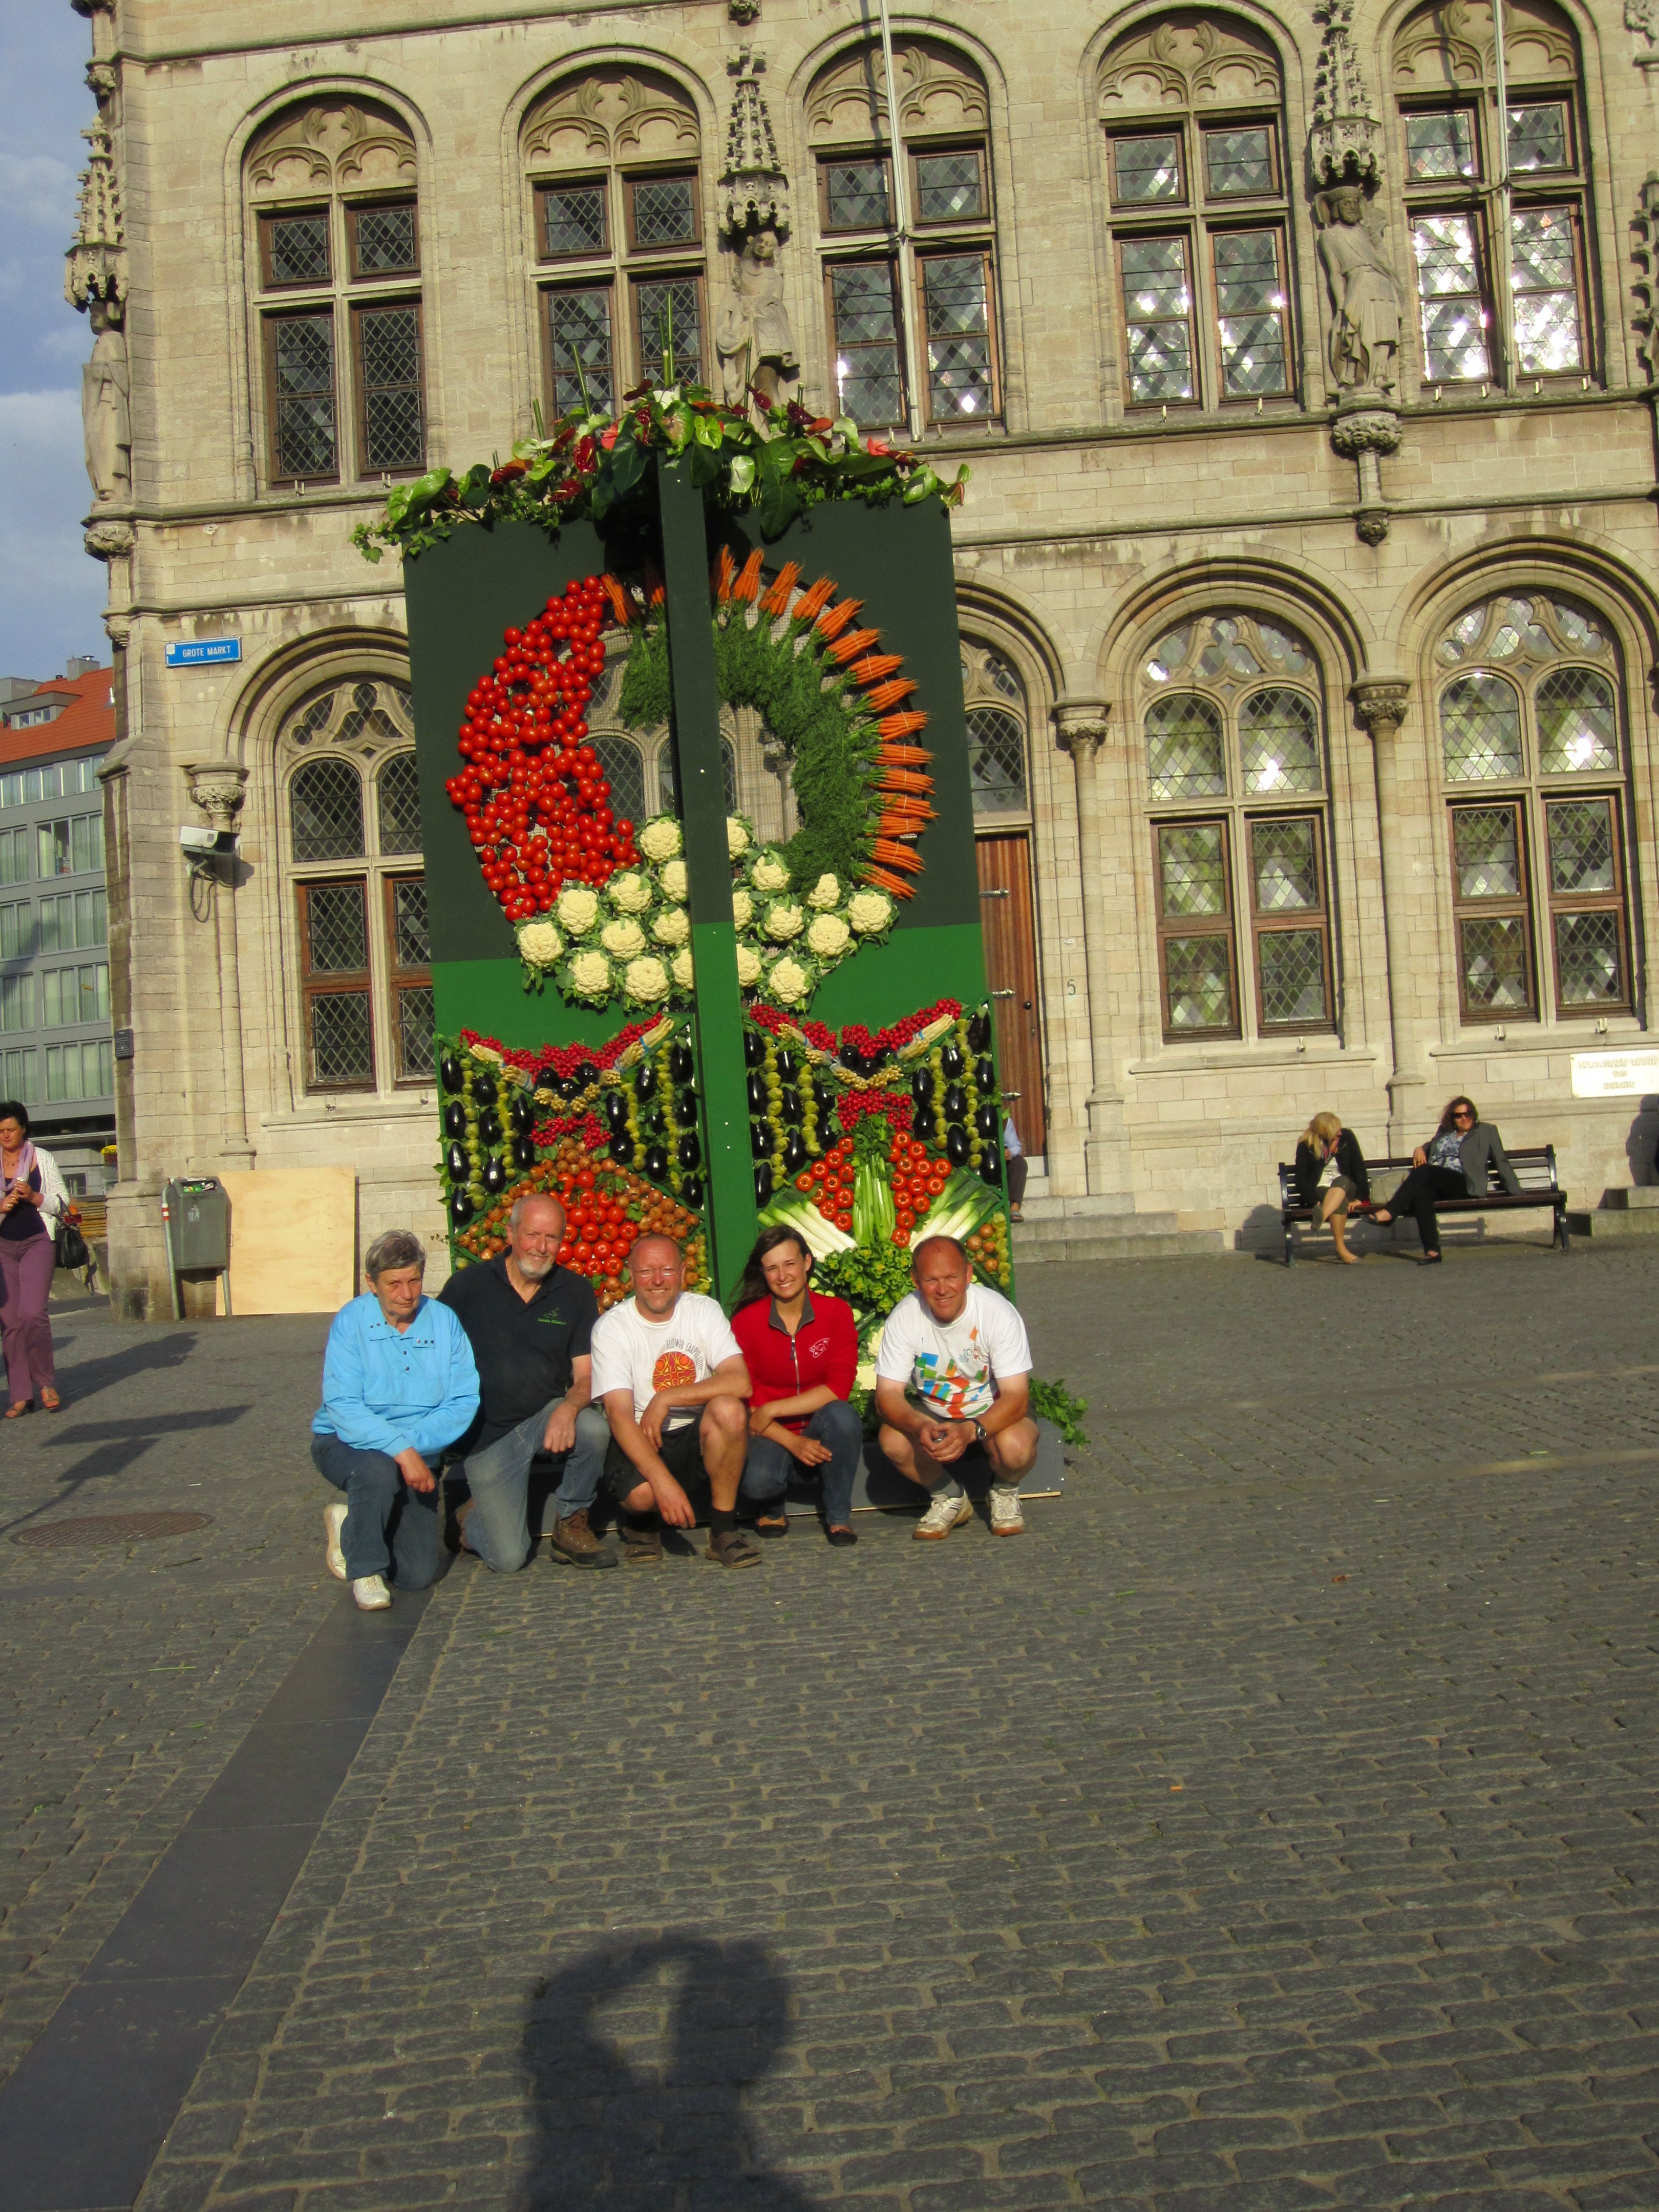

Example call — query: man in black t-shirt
[438,1193,614,1569]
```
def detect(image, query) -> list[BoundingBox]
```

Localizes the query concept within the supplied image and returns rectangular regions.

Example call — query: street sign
[164,639,242,667]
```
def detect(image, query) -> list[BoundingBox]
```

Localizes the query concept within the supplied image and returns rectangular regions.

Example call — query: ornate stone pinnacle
[720,45,789,236]
[1351,679,1411,735]
[65,118,124,312]
[185,760,250,833]
[1310,0,1383,186]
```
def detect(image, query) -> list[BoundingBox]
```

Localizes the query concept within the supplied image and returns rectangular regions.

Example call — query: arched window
[805,39,1000,428]
[245,100,425,485]
[1393,0,1590,387]
[1435,592,1631,1019]
[1099,16,1294,410]
[654,734,738,817]
[1140,610,1332,1038]
[961,644,1028,816]
[523,69,705,413]
[282,677,430,1091]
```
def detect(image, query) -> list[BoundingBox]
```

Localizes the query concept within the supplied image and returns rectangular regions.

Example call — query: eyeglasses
[1452,1110,1474,1122]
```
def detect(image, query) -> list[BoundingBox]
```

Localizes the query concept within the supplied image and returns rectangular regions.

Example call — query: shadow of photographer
[516,1932,812,2209]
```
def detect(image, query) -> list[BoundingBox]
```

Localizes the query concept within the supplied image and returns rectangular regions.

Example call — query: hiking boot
[620,1513,663,1565]
[913,1490,973,1541]
[550,1508,619,1568]
[988,1483,1026,1537]
[323,1500,348,1581]
[351,1575,391,1611]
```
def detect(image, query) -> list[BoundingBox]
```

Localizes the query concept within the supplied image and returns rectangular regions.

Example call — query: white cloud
[0,389,108,681]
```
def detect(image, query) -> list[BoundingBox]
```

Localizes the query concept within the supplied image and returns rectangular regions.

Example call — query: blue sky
[0,0,112,685]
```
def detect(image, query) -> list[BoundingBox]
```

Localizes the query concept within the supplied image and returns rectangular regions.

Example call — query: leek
[909,1168,1004,1248]
[757,1184,855,1257]
[852,1155,896,1246]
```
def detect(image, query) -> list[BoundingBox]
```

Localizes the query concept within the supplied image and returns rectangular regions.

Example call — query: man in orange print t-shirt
[588,1235,757,1568]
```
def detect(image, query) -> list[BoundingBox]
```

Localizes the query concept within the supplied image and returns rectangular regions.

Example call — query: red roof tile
[0,668,115,769]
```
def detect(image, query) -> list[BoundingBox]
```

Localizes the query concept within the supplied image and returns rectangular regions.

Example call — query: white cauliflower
[805,912,850,959]
[731,887,754,928]
[735,945,763,988]
[623,956,670,1004]
[556,885,600,934]
[517,920,564,967]
[806,874,842,910]
[637,816,683,863]
[764,902,805,942]
[569,950,611,998]
[727,816,751,858]
[600,917,647,960]
[661,858,688,901]
[652,906,690,946]
[607,871,651,914]
[767,956,810,1006]
[671,947,695,988]
[751,853,791,895]
[848,889,895,935]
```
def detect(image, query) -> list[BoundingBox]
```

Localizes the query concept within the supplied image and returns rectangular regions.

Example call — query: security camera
[180,825,239,859]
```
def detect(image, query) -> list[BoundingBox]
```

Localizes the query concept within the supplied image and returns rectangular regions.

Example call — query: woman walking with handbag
[0,1102,70,1416]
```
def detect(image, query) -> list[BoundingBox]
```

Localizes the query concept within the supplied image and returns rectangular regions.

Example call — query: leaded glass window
[1146,696,1225,800]
[376,753,422,855]
[1156,823,1236,1035]
[1546,797,1628,1008]
[1102,24,1292,411]
[635,275,703,387]
[248,102,424,484]
[961,645,1029,818]
[291,759,364,863]
[830,263,905,426]
[920,253,993,420]
[822,159,892,233]
[1442,674,1523,783]
[593,734,647,831]
[547,287,614,417]
[542,182,608,260]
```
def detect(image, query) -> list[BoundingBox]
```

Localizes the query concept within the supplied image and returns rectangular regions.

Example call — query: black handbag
[54,1215,90,1273]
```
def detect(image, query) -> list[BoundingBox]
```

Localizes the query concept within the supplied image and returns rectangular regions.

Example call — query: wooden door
[975,832,1047,1156]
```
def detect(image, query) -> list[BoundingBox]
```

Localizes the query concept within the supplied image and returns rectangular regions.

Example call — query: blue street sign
[165,638,242,667]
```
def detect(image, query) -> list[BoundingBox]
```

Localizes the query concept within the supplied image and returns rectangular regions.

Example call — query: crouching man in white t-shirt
[874,1234,1040,1540]
[588,1233,758,1567]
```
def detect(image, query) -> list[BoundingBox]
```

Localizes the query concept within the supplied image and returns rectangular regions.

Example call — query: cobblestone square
[1,1239,1656,2209]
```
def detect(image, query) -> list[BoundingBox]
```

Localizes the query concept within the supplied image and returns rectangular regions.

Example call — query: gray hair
[508,1191,566,1229]
[365,1229,426,1280]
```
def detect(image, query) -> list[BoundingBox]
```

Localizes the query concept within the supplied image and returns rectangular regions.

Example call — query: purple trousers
[0,1231,55,1403]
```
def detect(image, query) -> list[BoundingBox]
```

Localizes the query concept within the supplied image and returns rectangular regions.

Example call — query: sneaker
[989,1484,1026,1537]
[550,1508,619,1568]
[351,1575,391,1611]
[913,1488,973,1542]
[323,1500,348,1581]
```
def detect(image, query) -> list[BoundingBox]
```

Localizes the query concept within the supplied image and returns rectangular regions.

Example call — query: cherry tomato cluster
[796,1133,949,1244]
[452,1141,705,1310]
[445,576,638,922]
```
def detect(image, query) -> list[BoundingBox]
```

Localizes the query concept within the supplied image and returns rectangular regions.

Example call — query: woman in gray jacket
[1371,1095,1521,1265]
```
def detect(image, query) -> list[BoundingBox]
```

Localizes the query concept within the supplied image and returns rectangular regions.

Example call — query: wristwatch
[972,1419,988,1445]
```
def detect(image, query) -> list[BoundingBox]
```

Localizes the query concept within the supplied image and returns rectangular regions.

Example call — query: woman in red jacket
[731,1225,863,1547]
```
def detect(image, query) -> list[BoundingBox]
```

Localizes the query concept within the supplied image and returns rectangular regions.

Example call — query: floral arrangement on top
[448,555,939,1013]
[351,385,970,565]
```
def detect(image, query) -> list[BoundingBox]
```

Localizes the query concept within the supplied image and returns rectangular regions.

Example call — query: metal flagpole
[1490,0,1516,386]
[874,0,925,442]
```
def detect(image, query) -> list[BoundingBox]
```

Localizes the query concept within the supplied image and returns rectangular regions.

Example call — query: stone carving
[1317,189,1403,401]
[720,47,788,235]
[246,100,416,197]
[1310,0,1382,186]
[729,0,760,19]
[715,227,798,408]
[81,295,131,505]
[1633,176,1659,380]
[523,69,699,171]
[84,519,134,562]
[65,118,124,313]
[807,36,987,146]
[1351,678,1411,736]
[1331,405,1401,542]
[1393,0,1575,92]
[1098,15,1279,117]
[185,760,250,834]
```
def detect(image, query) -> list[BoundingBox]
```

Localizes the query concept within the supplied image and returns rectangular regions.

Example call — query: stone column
[1351,678,1427,1147]
[1054,699,1132,1203]
[184,760,255,1169]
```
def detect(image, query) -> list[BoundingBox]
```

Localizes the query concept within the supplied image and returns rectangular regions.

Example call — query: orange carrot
[714,546,738,600]
[759,561,801,615]
[863,864,917,899]
[827,628,882,665]
[877,743,931,765]
[733,548,765,602]
[877,807,934,837]
[861,677,918,711]
[877,711,929,740]
[872,838,925,873]
[878,768,934,794]
[792,574,838,624]
[815,598,864,640]
[600,574,633,627]
[847,653,904,684]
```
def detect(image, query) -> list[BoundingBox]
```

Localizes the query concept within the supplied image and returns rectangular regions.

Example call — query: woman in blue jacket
[312,1229,480,1609]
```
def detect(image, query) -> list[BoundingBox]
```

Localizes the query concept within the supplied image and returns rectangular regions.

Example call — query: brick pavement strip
[7,1244,1659,2209]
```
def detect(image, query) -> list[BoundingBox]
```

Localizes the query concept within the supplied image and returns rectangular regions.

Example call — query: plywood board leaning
[218,1168,357,1315]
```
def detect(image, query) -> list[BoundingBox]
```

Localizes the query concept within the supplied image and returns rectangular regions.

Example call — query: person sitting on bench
[1372,1095,1521,1265]
[1293,1111,1370,1265]
[874,1235,1039,1541]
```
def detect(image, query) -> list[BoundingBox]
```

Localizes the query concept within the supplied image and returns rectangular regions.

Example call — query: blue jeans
[311,1434,446,1588]
[741,1400,864,1528]
[459,1400,610,1572]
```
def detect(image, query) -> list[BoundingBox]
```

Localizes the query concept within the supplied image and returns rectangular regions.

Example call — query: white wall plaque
[1569,1049,1659,1099]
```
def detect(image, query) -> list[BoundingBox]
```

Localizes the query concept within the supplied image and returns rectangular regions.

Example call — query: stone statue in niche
[1317,187,1403,401]
[82,293,131,504]
[715,226,799,410]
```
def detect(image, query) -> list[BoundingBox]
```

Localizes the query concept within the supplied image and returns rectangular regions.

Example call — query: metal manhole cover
[11,1513,215,1549]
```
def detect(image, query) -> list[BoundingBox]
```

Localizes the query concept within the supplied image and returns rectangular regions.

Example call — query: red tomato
[577,1166,595,1189]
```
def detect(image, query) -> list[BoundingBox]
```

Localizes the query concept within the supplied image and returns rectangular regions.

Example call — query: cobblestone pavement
[5,1237,1659,2210]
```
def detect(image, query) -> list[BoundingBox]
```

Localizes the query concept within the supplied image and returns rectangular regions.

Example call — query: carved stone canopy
[1099,14,1280,118]
[1310,0,1383,186]
[1393,0,1577,94]
[185,760,250,834]
[720,47,789,236]
[65,118,124,312]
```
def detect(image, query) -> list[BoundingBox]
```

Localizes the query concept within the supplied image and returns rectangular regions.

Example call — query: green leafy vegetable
[1029,1377,1090,1451]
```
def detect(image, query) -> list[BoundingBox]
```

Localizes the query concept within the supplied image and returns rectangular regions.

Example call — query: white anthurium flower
[735,944,763,988]
[517,920,564,967]
[569,950,611,998]
[807,874,842,910]
[764,902,805,943]
[600,917,647,960]
[806,912,850,960]
[847,889,895,935]
[671,947,695,988]
[661,858,688,901]
[608,871,651,914]
[623,956,671,1005]
[767,956,811,1006]
[751,853,791,895]
[556,885,601,935]
[652,906,690,946]
[727,816,751,858]
[731,886,754,928]
[637,817,683,863]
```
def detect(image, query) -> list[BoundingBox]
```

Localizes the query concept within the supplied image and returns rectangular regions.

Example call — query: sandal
[39,1388,61,1413]
[5,1401,31,1420]
[753,1512,790,1539]
[704,1526,761,1569]
[620,1515,663,1565]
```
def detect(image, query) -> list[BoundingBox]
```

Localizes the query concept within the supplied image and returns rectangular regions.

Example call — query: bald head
[627,1232,685,1318]
[912,1234,971,1324]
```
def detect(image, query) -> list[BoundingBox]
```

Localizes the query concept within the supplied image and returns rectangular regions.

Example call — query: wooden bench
[1277,1146,1569,1266]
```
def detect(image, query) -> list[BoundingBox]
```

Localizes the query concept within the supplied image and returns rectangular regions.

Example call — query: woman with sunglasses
[1371,1095,1521,1264]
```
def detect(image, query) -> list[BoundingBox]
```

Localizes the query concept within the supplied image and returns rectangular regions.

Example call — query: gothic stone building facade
[69,0,1659,1312]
